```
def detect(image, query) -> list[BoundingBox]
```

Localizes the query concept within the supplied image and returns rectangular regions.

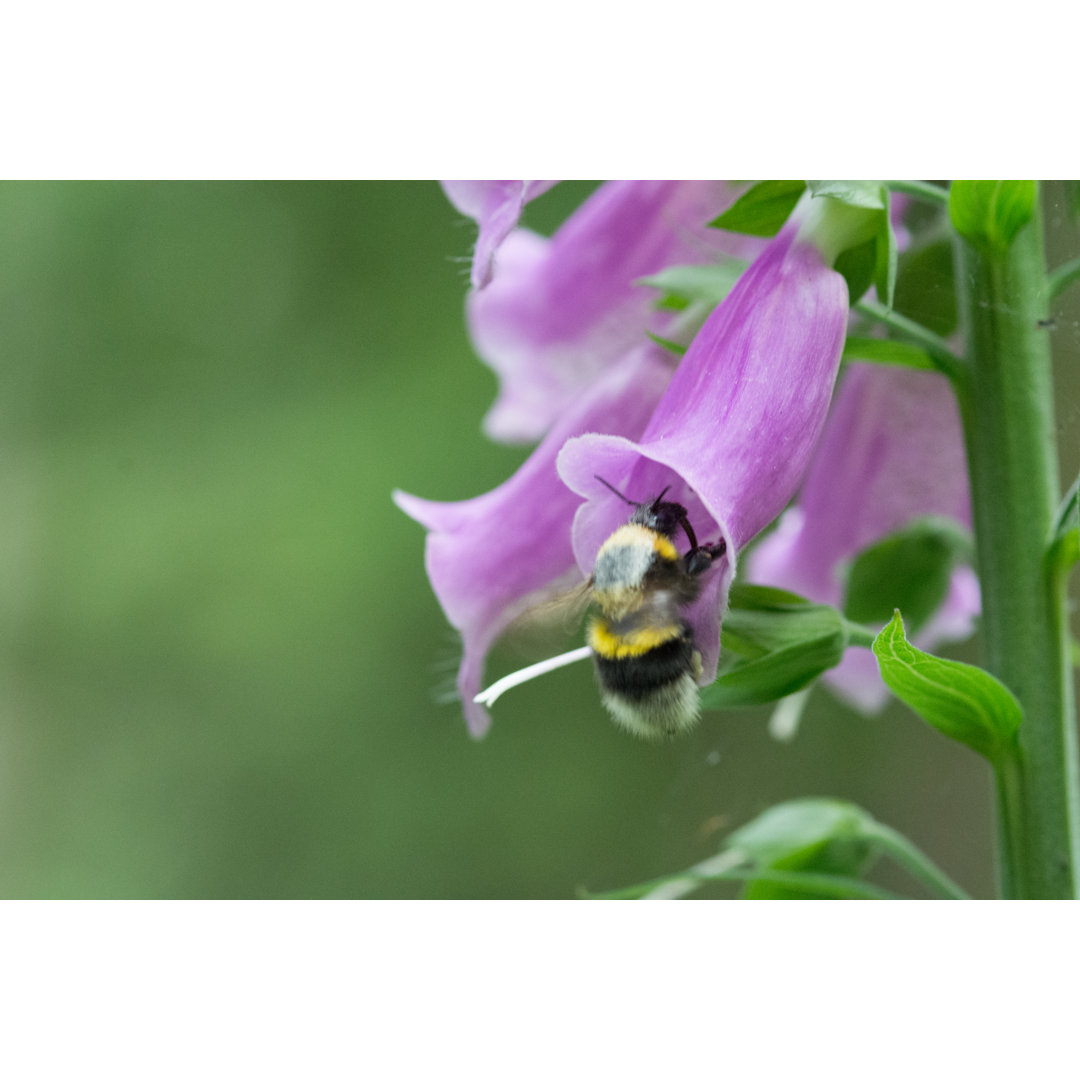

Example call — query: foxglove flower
[465,180,760,443]
[557,216,850,687]
[747,363,979,712]
[441,180,558,290]
[394,346,672,737]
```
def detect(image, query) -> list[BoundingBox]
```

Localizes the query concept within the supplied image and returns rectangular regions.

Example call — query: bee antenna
[651,486,671,507]
[594,474,639,507]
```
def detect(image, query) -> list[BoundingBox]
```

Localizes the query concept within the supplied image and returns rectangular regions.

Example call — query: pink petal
[557,222,849,683]
[394,345,672,736]
[440,180,558,290]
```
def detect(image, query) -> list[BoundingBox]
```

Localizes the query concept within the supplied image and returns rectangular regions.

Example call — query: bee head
[630,490,687,538]
[595,475,703,553]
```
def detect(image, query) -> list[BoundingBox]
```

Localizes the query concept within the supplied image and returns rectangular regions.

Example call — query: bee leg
[685,540,727,576]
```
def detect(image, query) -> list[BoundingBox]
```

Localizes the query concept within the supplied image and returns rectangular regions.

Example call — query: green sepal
[728,799,876,899]
[842,336,937,372]
[949,180,1037,253]
[807,181,885,210]
[709,181,806,237]
[875,193,899,307]
[809,181,897,305]
[701,585,847,708]
[893,238,957,338]
[872,611,1023,762]
[833,237,878,305]
[636,261,746,310]
[843,516,974,635]
[653,294,688,312]
[644,331,687,357]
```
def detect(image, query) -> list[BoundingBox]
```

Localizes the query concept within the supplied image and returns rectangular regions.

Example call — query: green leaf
[727,798,876,898]
[949,180,1037,252]
[702,586,847,708]
[728,798,870,862]
[843,516,974,634]
[732,870,893,899]
[709,180,806,237]
[723,584,831,648]
[636,261,746,309]
[842,336,937,372]
[893,238,957,338]
[730,796,972,900]
[582,865,900,901]
[872,611,1023,761]
[586,797,970,900]
[702,635,847,708]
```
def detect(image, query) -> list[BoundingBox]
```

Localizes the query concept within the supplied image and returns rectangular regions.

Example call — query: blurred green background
[1,181,1076,898]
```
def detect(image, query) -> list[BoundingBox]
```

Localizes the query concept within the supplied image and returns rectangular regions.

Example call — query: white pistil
[473,646,594,707]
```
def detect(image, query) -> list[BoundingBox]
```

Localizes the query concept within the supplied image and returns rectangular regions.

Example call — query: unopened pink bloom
[440,181,558,290]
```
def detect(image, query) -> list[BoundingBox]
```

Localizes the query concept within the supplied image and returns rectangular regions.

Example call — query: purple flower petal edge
[440,181,557,290]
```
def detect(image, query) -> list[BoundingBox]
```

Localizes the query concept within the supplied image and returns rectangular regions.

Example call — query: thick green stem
[952,190,1080,898]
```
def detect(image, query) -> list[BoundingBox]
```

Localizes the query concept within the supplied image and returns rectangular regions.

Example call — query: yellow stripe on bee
[651,533,678,562]
[587,617,681,659]
[597,524,679,563]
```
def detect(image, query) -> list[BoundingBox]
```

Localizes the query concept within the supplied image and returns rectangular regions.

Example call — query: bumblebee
[586,477,726,740]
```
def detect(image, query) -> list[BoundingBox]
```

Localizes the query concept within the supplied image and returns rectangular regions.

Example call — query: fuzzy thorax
[592,523,679,620]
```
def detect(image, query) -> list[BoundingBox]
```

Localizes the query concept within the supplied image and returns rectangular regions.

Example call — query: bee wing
[525,579,594,630]
[499,577,594,655]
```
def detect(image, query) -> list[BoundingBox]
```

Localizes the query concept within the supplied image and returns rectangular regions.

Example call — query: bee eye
[649,501,686,537]
[655,508,680,533]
